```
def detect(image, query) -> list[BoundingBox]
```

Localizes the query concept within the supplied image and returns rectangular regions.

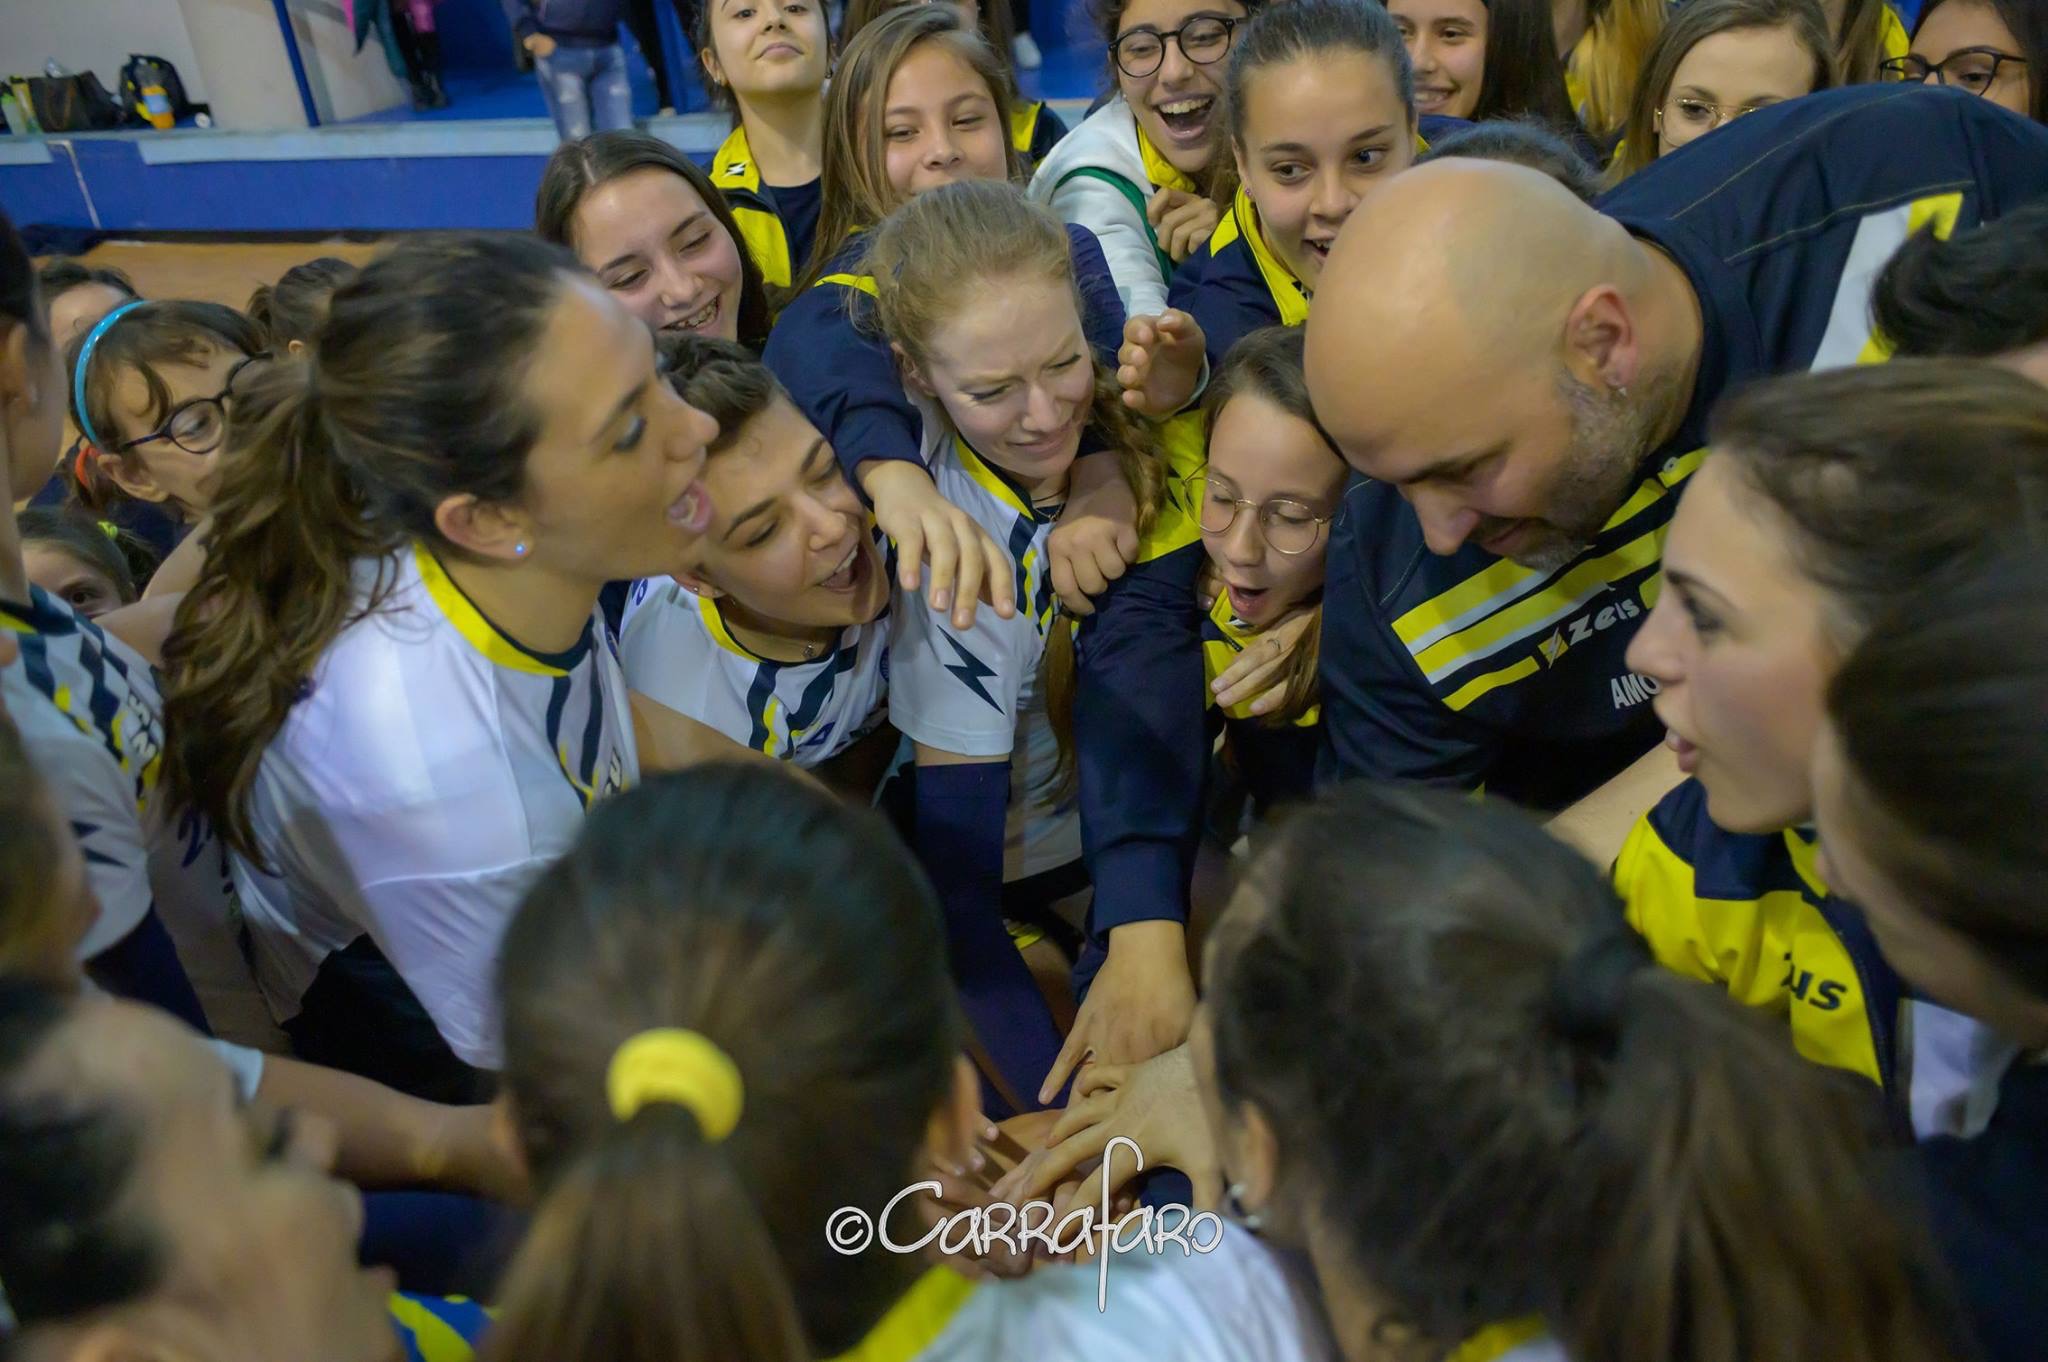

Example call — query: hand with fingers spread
[1147,188,1222,265]
[919,1112,1066,1279]
[1038,920,1195,1107]
[1048,456,1140,615]
[861,460,1017,631]
[993,1044,1219,1214]
[1212,606,1316,717]
[1117,311,1206,419]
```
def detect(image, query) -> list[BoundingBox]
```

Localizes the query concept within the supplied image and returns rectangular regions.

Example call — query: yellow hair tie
[605,1028,744,1138]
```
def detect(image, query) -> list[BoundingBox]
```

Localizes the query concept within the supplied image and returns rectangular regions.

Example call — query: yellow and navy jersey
[1202,592,1318,726]
[709,124,822,294]
[618,570,892,766]
[1616,779,1904,1093]
[1201,592,1320,814]
[888,431,1081,881]
[764,231,1127,486]
[1322,85,2048,810]
[1010,98,1069,167]
[390,1293,490,1362]
[0,588,264,1038]
[235,543,636,1069]
[1616,777,1998,1136]
[1169,188,1307,372]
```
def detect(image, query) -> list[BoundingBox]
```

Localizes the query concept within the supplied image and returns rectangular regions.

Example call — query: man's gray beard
[1504,372,1664,574]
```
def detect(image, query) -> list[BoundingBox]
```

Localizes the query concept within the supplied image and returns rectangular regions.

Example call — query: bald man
[1306,84,2048,809]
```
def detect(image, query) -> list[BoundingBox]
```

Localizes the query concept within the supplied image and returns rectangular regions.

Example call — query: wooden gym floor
[69,239,390,310]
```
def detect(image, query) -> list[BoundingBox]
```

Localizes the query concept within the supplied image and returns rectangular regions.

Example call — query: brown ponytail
[486,1107,809,1362]
[1208,783,1965,1362]
[489,767,960,1360]
[161,234,581,863]
[1559,966,1961,1362]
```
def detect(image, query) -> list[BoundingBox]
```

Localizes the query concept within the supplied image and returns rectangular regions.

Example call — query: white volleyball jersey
[888,432,1080,881]
[0,589,266,1042]
[871,1228,1335,1362]
[618,574,891,767]
[235,544,636,1068]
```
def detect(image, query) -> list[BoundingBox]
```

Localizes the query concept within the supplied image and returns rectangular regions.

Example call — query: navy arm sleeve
[913,760,1066,1113]
[1074,541,1206,934]
[1316,496,1495,790]
[1068,223,1128,365]
[764,286,922,482]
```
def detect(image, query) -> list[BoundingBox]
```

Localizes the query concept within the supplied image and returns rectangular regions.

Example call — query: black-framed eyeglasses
[1879,47,2030,97]
[1110,14,1238,79]
[115,354,263,457]
[1189,473,1334,555]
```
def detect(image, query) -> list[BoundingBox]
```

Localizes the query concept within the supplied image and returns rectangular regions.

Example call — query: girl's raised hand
[863,460,1017,631]
[1117,311,1206,419]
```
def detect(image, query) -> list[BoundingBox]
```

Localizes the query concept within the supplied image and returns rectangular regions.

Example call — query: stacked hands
[916,1044,1220,1279]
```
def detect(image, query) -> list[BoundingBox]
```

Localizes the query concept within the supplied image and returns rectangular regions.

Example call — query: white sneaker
[1013,32,1043,69]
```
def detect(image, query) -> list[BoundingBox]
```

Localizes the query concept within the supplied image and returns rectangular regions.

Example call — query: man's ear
[433,492,530,562]
[1559,282,1641,393]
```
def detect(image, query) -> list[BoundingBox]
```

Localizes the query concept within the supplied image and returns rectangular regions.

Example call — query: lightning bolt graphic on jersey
[938,630,1003,713]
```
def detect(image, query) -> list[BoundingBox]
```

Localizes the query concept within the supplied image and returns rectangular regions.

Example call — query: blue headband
[71,299,147,452]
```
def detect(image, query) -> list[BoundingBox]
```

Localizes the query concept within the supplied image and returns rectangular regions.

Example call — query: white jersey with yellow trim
[235,543,636,1067]
[619,575,892,766]
[834,1230,1335,1362]
[887,427,1081,882]
[0,588,268,1043]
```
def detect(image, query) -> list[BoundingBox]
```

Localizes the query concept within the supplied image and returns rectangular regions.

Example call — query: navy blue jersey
[764,224,1127,484]
[1920,1056,2048,1362]
[1169,189,1304,374]
[1319,85,2048,809]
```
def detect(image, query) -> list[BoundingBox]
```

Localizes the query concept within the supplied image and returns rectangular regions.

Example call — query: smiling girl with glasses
[1029,0,1254,317]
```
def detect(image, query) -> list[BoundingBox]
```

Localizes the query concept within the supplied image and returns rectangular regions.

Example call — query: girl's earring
[1224,1182,1265,1232]
[514,542,528,557]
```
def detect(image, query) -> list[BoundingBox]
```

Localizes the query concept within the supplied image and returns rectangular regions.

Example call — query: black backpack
[119,54,194,126]
[24,71,127,132]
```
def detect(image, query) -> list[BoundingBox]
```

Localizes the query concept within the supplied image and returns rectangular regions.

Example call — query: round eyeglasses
[114,353,263,457]
[1191,473,1334,556]
[1110,15,1238,80]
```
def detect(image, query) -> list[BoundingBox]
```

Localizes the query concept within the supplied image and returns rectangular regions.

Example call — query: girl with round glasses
[64,299,266,527]
[1192,327,1344,812]
[1887,0,2045,123]
[1030,0,1252,317]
